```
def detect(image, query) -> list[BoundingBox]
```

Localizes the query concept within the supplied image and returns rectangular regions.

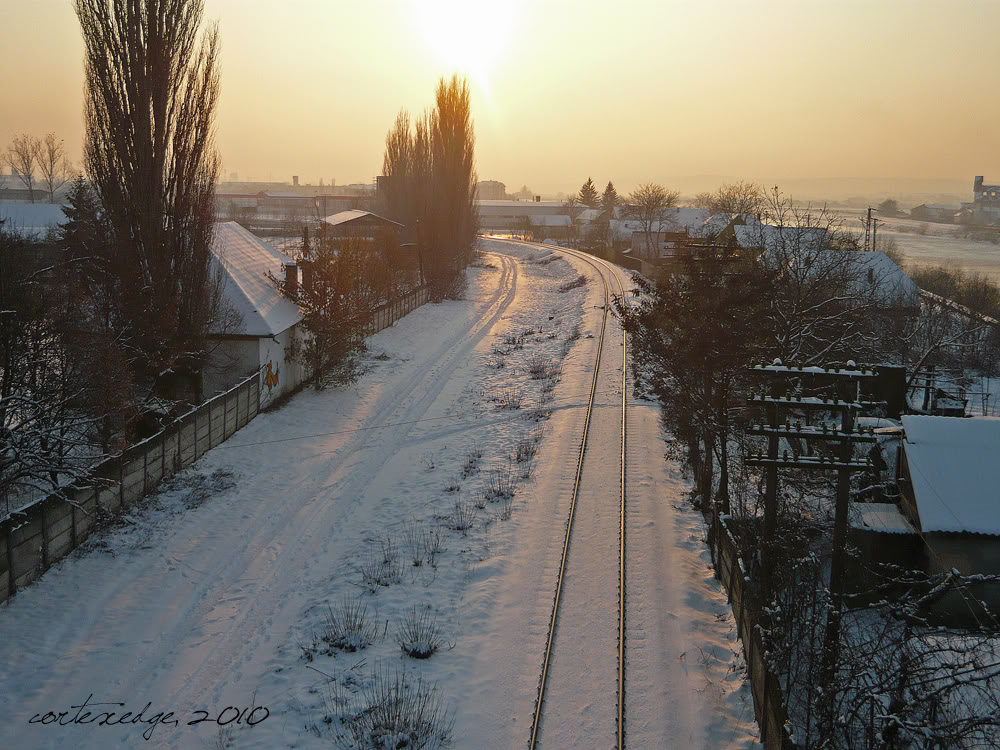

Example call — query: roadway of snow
[0,239,759,748]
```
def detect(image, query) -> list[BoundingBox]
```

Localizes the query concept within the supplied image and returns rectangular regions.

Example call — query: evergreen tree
[578,177,600,208]
[601,181,619,212]
[60,175,105,261]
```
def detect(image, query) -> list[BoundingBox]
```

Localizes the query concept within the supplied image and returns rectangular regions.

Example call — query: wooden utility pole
[747,360,881,647]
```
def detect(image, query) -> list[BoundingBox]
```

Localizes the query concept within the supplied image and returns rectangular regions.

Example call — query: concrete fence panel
[0,370,261,606]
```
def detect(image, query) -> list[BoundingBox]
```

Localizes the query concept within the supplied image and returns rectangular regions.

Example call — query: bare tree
[4,134,39,202]
[36,133,74,202]
[75,0,224,394]
[625,182,679,255]
[712,180,764,216]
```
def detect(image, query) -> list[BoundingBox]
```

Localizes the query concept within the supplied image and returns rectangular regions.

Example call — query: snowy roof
[0,200,67,236]
[576,208,603,223]
[610,208,710,239]
[848,251,921,306]
[733,223,828,252]
[531,214,572,227]
[902,415,1000,535]
[850,502,918,535]
[475,199,563,207]
[322,210,403,228]
[210,221,302,337]
[741,222,919,306]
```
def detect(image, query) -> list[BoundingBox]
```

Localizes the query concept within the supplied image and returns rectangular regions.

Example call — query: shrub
[526,355,559,380]
[497,492,515,522]
[359,536,402,591]
[448,498,478,535]
[395,606,449,659]
[501,332,525,350]
[484,462,517,501]
[460,444,482,479]
[403,520,425,567]
[318,595,383,653]
[491,386,523,410]
[325,663,455,749]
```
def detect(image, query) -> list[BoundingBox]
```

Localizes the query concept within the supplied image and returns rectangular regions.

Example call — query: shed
[322,210,404,239]
[898,415,1000,619]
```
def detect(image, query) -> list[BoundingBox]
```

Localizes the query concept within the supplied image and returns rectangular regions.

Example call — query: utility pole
[864,207,873,251]
[871,217,879,253]
[746,360,881,670]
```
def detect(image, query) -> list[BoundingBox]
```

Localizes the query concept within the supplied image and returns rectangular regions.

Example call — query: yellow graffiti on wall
[264,360,280,393]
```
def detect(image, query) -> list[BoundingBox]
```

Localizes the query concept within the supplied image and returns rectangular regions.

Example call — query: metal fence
[0,372,260,604]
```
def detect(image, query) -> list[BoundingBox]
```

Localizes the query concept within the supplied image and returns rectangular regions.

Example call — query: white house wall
[258,324,308,407]
[203,339,259,398]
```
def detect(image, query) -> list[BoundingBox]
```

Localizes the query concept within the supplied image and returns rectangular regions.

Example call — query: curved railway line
[504,240,631,750]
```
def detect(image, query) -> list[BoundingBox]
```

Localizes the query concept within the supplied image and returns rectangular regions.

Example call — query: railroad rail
[504,240,629,750]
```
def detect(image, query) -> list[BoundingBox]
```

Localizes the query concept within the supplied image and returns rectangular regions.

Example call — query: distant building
[972,176,1000,223]
[476,199,565,230]
[476,180,507,200]
[322,210,403,240]
[909,203,961,223]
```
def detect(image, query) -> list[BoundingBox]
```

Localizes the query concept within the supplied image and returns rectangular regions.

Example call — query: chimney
[300,259,313,293]
[284,261,298,297]
[292,175,299,187]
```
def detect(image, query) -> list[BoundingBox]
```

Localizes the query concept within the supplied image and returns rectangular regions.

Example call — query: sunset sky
[3,0,999,195]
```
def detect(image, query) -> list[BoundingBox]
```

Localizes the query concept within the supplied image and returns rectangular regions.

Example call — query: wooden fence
[0,372,261,605]
[710,506,800,749]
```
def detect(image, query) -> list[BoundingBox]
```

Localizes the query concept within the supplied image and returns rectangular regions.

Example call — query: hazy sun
[410,0,516,92]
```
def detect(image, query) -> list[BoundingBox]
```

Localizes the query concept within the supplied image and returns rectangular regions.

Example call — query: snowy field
[832,209,1000,279]
[0,240,759,748]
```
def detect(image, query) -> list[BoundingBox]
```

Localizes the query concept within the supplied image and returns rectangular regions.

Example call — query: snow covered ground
[0,239,759,748]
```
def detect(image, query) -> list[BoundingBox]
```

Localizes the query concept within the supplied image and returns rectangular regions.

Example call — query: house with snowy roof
[202,221,308,405]
[322,209,404,240]
[895,415,1000,618]
[613,207,711,255]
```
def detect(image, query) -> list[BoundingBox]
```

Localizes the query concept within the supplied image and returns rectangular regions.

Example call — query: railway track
[507,240,630,750]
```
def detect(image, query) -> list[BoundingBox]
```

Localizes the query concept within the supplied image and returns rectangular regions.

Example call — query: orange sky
[2,0,999,196]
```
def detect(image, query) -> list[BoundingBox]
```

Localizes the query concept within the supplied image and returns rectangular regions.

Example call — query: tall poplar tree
[75,0,225,391]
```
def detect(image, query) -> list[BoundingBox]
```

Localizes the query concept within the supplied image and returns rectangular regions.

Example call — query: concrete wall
[0,373,260,605]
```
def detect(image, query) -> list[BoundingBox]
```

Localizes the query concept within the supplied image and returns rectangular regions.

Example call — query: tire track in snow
[0,254,518,749]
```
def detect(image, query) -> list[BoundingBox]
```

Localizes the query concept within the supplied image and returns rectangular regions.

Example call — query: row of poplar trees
[379,75,479,300]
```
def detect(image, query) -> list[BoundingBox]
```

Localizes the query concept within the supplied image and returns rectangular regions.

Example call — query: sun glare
[410,0,515,92]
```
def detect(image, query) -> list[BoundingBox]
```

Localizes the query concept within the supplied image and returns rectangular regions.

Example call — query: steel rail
[502,239,628,750]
